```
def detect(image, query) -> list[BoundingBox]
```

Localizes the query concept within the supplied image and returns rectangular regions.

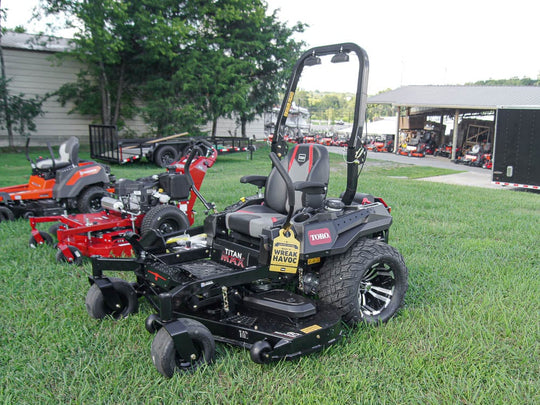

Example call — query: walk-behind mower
[28,140,217,264]
[0,136,114,220]
[85,43,409,377]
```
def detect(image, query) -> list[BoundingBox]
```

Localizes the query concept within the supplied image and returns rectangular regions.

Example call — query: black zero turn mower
[86,43,409,377]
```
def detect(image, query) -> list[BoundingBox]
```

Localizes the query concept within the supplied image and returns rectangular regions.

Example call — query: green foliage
[466,76,540,86]
[44,0,192,128]
[43,0,304,137]
[0,146,538,403]
[296,89,396,123]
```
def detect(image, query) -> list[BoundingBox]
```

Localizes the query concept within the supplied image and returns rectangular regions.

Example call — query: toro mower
[28,140,217,264]
[0,136,114,220]
[84,43,409,377]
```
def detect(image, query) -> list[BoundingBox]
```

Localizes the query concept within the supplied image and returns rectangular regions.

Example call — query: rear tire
[77,186,105,213]
[151,319,215,378]
[319,238,408,325]
[0,206,15,221]
[154,146,179,168]
[85,278,139,320]
[140,205,189,235]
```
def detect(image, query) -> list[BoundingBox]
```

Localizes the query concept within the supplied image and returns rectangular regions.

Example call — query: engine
[103,175,171,214]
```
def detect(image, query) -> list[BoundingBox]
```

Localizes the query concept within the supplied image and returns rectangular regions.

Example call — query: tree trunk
[240,115,247,137]
[112,61,125,127]
[98,61,111,125]
[211,116,218,138]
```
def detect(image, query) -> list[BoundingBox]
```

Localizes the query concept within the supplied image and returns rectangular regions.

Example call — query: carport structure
[367,85,540,159]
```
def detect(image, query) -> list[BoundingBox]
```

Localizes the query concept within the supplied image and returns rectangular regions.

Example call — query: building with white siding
[0,32,268,147]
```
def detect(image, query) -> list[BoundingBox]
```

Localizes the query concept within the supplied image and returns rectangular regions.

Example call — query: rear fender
[295,203,392,256]
[53,164,110,199]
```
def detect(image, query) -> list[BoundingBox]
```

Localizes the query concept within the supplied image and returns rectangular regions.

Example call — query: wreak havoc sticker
[270,229,300,273]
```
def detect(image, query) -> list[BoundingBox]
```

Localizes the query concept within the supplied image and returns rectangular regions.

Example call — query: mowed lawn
[0,143,538,404]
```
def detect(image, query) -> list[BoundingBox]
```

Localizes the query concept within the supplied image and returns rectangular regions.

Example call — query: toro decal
[307,228,332,246]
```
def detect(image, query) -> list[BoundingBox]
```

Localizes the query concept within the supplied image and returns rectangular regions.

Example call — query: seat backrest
[58,136,80,166]
[264,143,329,214]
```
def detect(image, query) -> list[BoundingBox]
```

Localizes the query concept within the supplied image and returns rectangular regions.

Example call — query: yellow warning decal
[301,324,322,334]
[283,92,295,117]
[270,228,300,274]
[307,257,321,265]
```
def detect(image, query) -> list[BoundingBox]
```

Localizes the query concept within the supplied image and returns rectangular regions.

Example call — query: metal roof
[367,85,540,110]
[0,32,73,53]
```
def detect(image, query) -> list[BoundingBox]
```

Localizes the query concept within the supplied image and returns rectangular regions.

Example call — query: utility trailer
[89,125,193,167]
[492,108,540,190]
[210,136,254,158]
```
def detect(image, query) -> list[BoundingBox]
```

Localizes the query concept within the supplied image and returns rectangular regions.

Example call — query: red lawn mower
[367,135,394,153]
[0,137,115,221]
[457,144,492,168]
[28,140,217,264]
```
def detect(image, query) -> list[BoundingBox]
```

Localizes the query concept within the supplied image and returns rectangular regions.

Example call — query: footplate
[145,260,236,288]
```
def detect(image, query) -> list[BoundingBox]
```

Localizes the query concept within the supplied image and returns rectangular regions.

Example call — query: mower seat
[225,143,329,238]
[36,136,80,170]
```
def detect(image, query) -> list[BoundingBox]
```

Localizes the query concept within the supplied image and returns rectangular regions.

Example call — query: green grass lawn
[1,144,538,403]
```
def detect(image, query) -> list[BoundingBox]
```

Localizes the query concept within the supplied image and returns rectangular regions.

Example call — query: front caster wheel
[29,231,53,248]
[145,314,161,334]
[250,340,272,364]
[151,318,215,378]
[85,278,139,320]
[56,245,83,266]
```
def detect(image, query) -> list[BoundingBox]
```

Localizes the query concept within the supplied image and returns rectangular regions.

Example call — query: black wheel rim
[105,293,128,319]
[175,342,203,370]
[89,195,102,211]
[358,261,396,317]
[162,153,175,166]
[158,221,176,234]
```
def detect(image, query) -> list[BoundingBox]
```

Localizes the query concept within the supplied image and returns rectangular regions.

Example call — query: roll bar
[270,43,369,206]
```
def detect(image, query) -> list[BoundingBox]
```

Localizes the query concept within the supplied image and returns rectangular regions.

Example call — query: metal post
[451,109,459,161]
[394,107,401,153]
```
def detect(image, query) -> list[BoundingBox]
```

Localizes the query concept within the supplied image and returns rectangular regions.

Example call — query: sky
[3,0,540,94]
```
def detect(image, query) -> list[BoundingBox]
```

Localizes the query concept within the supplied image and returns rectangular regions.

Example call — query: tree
[42,0,304,137]
[223,4,305,137]
[139,0,304,138]
[466,77,540,86]
[43,0,192,129]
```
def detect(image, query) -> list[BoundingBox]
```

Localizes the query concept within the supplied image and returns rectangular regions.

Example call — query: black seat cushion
[226,144,329,238]
[225,204,286,237]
